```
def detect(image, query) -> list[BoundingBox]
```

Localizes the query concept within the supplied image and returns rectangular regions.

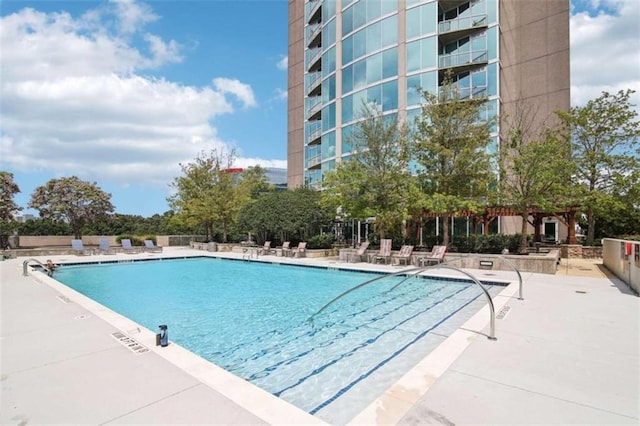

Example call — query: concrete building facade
[288,0,570,238]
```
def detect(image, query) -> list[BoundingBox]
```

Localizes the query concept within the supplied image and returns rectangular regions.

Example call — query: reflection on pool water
[55,257,503,425]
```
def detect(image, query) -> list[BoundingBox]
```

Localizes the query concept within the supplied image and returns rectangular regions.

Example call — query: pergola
[421,206,580,245]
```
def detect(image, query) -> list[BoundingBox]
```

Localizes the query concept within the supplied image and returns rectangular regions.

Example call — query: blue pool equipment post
[158,325,168,347]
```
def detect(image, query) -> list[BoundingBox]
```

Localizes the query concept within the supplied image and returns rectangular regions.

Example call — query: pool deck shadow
[2,248,638,425]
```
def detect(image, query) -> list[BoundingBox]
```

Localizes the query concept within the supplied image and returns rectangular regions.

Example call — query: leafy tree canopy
[557,89,640,245]
[28,176,115,239]
[0,171,21,225]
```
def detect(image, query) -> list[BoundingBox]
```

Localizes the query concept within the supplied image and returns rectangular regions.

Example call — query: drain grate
[111,332,149,354]
[496,306,511,320]
[74,314,91,320]
[56,295,72,304]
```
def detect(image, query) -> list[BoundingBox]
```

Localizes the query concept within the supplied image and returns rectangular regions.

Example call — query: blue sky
[1,0,639,217]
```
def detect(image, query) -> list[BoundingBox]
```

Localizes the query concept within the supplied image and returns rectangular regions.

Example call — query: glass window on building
[322,47,336,78]
[354,60,367,90]
[381,0,398,15]
[342,124,355,154]
[366,20,382,53]
[407,37,437,72]
[381,15,398,47]
[322,18,336,47]
[343,5,354,36]
[353,0,366,31]
[322,0,337,22]
[366,53,382,84]
[343,64,354,94]
[322,75,336,103]
[322,103,336,131]
[382,80,398,111]
[487,62,497,96]
[382,47,397,79]
[342,94,354,123]
[343,35,354,64]
[407,75,422,107]
[322,132,336,159]
[354,29,367,60]
[487,26,497,59]
[366,0,381,21]
[406,1,436,40]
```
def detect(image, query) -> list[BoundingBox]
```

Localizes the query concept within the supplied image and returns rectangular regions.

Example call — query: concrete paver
[1,248,638,425]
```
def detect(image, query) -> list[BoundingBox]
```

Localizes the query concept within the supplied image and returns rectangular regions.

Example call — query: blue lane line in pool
[308,291,483,415]
[272,284,471,398]
[224,278,443,370]
[245,284,451,381]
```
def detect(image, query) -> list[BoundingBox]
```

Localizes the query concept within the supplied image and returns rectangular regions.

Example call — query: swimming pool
[54,257,504,424]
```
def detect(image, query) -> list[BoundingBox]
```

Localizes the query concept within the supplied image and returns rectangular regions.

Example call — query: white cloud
[570,0,640,109]
[276,55,288,70]
[0,2,271,190]
[274,88,288,101]
[213,77,257,108]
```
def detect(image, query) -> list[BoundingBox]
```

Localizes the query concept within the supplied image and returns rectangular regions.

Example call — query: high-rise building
[287,0,569,187]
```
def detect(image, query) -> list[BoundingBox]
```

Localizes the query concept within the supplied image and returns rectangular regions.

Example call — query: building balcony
[307,122,322,145]
[458,85,488,100]
[306,23,322,48]
[306,47,322,72]
[439,49,487,70]
[307,98,322,120]
[306,0,321,24]
[439,14,487,34]
[306,72,322,96]
[307,155,322,169]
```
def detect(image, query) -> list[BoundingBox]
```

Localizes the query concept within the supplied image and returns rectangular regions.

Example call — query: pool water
[55,257,502,424]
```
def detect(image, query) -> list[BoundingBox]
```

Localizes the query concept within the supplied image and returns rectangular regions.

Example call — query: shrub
[307,234,335,249]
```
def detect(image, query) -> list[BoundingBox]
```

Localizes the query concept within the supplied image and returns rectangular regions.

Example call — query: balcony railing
[306,48,322,71]
[306,23,322,47]
[307,122,322,144]
[457,85,488,100]
[307,98,322,119]
[305,0,321,24]
[439,49,488,69]
[439,14,487,34]
[306,72,322,94]
[307,155,322,169]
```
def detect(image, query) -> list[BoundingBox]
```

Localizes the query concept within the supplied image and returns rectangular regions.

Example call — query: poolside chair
[97,238,116,255]
[258,241,272,255]
[291,242,307,258]
[144,239,163,253]
[417,245,447,266]
[71,239,90,256]
[392,245,414,266]
[281,241,291,257]
[121,239,139,254]
[346,241,370,263]
[370,239,392,264]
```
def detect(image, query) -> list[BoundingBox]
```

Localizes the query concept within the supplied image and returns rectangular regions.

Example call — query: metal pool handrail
[23,258,50,276]
[437,254,524,300]
[309,263,498,340]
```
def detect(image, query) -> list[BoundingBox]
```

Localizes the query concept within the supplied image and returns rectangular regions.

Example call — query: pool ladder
[23,258,52,276]
[310,255,524,341]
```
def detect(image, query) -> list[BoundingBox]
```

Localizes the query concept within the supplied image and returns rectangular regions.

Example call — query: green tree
[321,104,417,239]
[557,89,640,245]
[498,100,575,253]
[0,171,21,224]
[168,150,268,242]
[412,76,494,246]
[28,176,115,239]
[238,188,331,244]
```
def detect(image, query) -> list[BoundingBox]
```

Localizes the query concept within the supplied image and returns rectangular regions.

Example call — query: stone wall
[560,244,602,259]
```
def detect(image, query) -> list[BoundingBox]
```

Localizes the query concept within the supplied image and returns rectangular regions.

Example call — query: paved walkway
[1,249,638,425]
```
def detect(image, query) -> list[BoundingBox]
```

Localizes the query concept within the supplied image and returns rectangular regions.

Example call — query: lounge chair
[144,240,163,253]
[417,245,447,266]
[392,245,414,266]
[121,239,139,254]
[71,239,90,256]
[258,241,272,255]
[291,242,307,258]
[281,241,291,257]
[370,239,392,264]
[346,241,370,262]
[97,238,116,254]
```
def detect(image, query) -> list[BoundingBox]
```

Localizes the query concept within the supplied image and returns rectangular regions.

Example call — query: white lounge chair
[97,238,116,254]
[370,239,392,264]
[144,240,163,253]
[71,239,90,256]
[121,239,139,254]
[346,241,370,262]
[291,242,307,258]
[392,245,414,266]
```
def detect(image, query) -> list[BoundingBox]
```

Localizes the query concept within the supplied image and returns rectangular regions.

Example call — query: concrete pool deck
[1,248,638,425]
